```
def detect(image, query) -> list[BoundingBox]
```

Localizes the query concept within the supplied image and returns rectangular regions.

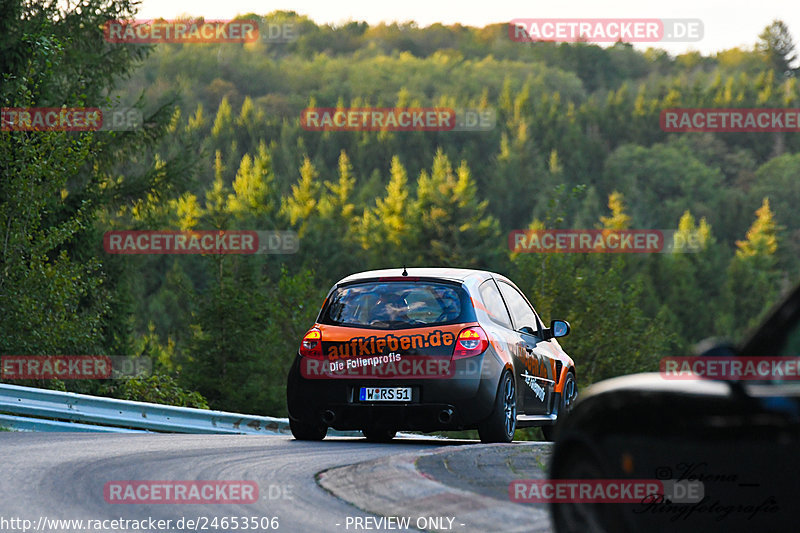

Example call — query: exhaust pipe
[321,410,336,425]
[438,408,454,424]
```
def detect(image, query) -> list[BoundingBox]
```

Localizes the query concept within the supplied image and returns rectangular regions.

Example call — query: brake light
[453,326,489,359]
[299,328,323,358]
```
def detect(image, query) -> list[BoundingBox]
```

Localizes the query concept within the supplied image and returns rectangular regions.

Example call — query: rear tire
[290,418,327,441]
[478,370,516,443]
[542,371,577,441]
[362,426,397,442]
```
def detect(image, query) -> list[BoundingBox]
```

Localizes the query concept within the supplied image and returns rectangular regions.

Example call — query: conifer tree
[414,149,500,266]
[598,191,632,230]
[281,157,320,237]
[358,156,417,266]
[720,198,782,335]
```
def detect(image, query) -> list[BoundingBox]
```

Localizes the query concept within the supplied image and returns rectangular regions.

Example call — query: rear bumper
[286,352,504,432]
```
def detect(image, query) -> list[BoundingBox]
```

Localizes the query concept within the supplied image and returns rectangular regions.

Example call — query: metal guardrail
[0,413,146,433]
[0,383,359,435]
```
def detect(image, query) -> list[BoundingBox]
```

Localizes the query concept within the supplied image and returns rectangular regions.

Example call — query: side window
[498,281,539,333]
[479,280,513,329]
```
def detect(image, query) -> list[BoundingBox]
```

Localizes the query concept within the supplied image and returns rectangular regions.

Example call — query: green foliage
[358,156,416,265]
[719,199,782,335]
[228,142,279,221]
[0,129,107,355]
[178,265,324,416]
[750,154,800,274]
[646,211,727,342]
[511,190,686,385]
[414,150,501,267]
[601,143,723,228]
[736,198,779,260]
[4,4,799,417]
[598,192,631,230]
[100,373,209,409]
[757,20,798,77]
[282,157,320,235]
[0,0,197,358]
[0,0,200,404]
[511,253,684,386]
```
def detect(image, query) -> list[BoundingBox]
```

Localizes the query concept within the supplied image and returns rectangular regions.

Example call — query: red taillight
[452,326,489,359]
[299,328,323,358]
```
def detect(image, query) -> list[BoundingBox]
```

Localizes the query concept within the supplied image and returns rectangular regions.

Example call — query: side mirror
[543,319,570,340]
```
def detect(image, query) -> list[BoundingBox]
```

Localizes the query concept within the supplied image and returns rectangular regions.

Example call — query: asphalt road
[0,433,491,533]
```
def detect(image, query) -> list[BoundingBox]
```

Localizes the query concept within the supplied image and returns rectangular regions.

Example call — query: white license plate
[359,387,412,402]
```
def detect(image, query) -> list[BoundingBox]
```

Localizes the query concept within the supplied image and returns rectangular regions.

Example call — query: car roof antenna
[402,265,408,276]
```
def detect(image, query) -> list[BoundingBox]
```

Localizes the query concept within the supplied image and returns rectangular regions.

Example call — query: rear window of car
[320,281,474,329]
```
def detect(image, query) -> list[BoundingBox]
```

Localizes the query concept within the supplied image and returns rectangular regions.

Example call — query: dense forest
[2,3,798,434]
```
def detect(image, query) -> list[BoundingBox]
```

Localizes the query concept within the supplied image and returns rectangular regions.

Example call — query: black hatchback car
[287,268,577,443]
[549,282,800,533]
